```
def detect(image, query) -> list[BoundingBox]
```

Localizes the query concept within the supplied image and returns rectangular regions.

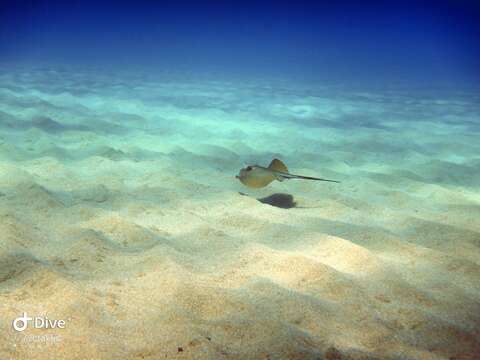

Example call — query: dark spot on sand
[177,347,183,352]
[325,346,342,360]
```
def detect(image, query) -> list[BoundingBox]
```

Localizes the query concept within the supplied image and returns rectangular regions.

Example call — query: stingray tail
[291,174,340,183]
[269,159,340,183]
[279,173,340,183]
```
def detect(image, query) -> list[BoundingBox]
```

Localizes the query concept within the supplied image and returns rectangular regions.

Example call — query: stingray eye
[246,166,252,171]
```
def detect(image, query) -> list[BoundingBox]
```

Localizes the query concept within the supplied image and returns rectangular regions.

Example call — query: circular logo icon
[12,313,32,332]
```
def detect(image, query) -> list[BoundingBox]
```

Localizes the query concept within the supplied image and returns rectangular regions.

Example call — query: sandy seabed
[0,66,479,360]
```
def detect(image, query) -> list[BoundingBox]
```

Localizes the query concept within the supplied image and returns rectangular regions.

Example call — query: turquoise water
[0,65,479,359]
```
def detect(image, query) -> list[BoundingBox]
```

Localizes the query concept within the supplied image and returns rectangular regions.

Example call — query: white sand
[0,66,479,359]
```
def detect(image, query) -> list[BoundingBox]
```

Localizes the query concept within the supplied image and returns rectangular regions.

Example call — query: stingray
[236,158,340,188]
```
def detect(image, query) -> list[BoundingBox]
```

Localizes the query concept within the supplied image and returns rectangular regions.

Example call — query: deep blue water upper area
[0,0,479,87]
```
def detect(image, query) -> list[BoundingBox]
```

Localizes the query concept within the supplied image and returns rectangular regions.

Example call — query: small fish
[236,158,340,188]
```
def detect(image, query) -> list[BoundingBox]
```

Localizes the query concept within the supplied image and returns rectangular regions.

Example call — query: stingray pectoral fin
[268,159,289,173]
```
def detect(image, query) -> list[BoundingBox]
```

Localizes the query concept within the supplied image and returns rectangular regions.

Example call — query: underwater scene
[0,1,479,360]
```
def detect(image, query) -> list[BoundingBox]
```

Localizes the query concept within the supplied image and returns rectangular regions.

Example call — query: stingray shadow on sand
[258,193,297,209]
[239,192,297,209]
